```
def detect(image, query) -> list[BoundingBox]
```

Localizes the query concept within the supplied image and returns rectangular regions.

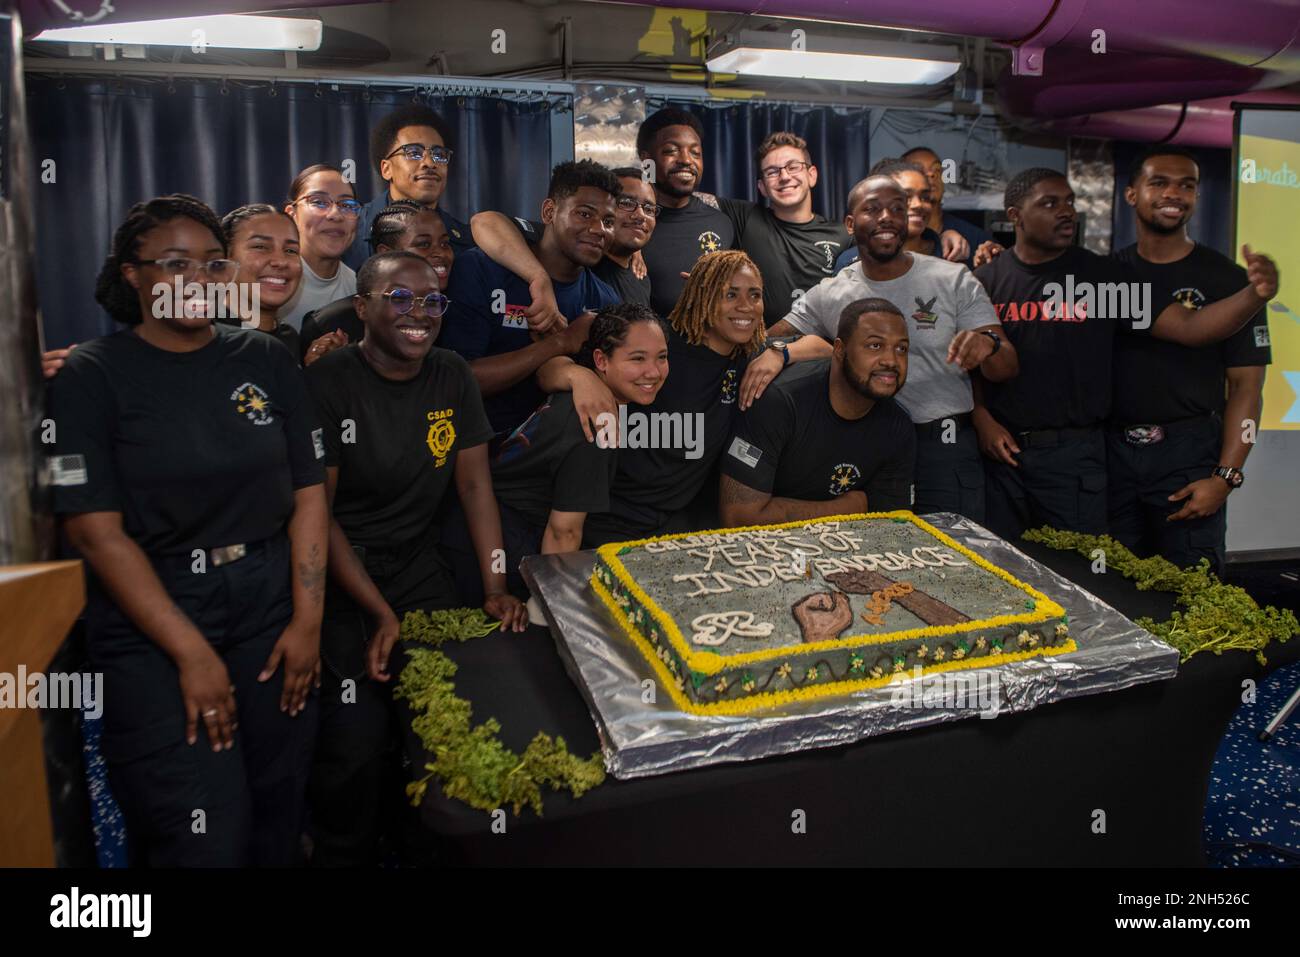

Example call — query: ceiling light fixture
[706,31,960,85]
[32,14,323,52]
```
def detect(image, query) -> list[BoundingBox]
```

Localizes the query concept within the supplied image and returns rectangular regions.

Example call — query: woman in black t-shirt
[48,195,329,867]
[304,250,526,866]
[219,203,304,357]
[546,251,766,543]
[491,303,668,566]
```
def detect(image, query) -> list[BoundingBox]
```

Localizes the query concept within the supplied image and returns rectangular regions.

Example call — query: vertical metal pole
[0,4,52,564]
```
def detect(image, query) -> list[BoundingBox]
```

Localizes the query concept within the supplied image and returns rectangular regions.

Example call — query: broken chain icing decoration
[691,611,776,646]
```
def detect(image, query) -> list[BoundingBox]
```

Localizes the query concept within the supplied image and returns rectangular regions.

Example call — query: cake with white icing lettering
[590,511,1073,715]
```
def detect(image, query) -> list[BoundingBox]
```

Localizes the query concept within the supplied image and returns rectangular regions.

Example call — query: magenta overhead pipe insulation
[1040,91,1300,147]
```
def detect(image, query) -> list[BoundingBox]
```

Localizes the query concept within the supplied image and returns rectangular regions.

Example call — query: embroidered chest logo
[426,409,457,467]
[720,368,739,404]
[231,383,274,425]
[911,296,939,329]
[698,230,722,253]
[829,462,861,496]
[814,240,839,273]
[1172,286,1206,310]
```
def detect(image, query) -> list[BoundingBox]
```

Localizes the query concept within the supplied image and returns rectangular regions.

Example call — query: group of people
[43,102,1278,867]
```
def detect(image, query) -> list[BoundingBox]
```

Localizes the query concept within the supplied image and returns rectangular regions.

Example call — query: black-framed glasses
[386,144,454,165]
[760,160,811,181]
[615,195,662,218]
[296,195,363,216]
[136,257,240,280]
[364,288,451,317]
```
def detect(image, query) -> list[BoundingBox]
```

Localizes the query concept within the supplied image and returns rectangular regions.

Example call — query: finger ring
[203,709,218,717]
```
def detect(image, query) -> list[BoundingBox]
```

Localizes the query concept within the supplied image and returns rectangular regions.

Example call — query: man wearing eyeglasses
[345,105,472,271]
[717,132,851,328]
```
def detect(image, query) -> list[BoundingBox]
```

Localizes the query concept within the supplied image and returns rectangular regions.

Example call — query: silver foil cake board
[520,513,1180,780]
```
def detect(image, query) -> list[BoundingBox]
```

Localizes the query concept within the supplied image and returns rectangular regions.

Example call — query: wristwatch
[768,339,791,368]
[979,330,1002,354]
[1212,466,1244,489]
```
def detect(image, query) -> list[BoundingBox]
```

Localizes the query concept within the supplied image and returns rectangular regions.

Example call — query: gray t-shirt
[781,253,998,423]
[277,258,358,332]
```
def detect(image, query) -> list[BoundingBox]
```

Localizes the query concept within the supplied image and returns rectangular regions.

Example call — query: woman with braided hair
[46,194,329,866]
[544,249,767,545]
[483,302,668,591]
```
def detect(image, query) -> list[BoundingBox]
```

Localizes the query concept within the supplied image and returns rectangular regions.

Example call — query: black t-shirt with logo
[974,246,1143,432]
[641,195,736,317]
[586,326,750,540]
[49,324,325,556]
[305,344,493,548]
[719,197,849,327]
[592,256,653,309]
[720,359,915,508]
[1110,243,1271,424]
[490,391,617,529]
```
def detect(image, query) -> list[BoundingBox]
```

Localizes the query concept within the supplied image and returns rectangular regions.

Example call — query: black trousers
[984,425,1108,542]
[308,533,458,867]
[89,534,315,867]
[438,498,541,604]
[913,424,985,523]
[1106,415,1227,574]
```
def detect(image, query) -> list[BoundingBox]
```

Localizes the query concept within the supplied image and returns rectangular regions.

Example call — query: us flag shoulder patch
[49,454,88,486]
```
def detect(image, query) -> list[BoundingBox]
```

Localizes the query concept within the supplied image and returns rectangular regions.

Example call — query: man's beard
[857,232,903,264]
[1139,209,1187,235]
[845,362,898,400]
[657,167,696,199]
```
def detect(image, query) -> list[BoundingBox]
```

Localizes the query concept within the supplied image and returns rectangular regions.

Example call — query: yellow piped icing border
[590,572,1077,717]
[594,511,1067,677]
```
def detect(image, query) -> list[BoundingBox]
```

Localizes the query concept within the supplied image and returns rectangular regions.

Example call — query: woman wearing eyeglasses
[303,249,526,866]
[46,194,329,866]
[220,203,303,357]
[279,163,361,333]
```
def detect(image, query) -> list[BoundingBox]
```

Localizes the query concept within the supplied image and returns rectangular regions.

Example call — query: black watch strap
[979,329,1002,354]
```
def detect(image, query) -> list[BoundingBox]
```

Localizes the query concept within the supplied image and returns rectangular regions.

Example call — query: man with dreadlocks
[298,200,454,364]
[547,250,767,545]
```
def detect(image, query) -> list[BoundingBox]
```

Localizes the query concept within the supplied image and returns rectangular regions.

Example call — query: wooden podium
[0,561,84,866]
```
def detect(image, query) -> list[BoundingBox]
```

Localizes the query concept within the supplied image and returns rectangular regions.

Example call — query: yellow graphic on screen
[1238,132,1300,430]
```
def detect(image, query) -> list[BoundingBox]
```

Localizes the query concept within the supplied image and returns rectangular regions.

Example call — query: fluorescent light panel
[33,14,322,52]
[707,33,960,85]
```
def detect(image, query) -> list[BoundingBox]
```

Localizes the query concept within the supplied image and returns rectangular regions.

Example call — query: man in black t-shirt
[718,131,849,327]
[720,298,915,525]
[972,168,1278,541]
[637,107,736,316]
[1109,147,1272,572]
[591,168,657,307]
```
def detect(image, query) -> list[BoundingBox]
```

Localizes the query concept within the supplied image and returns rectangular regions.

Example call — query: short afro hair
[837,297,904,342]
[869,157,928,180]
[636,107,704,155]
[1004,167,1068,212]
[547,159,621,203]
[355,249,436,297]
[1128,145,1200,185]
[370,104,454,177]
[901,145,940,164]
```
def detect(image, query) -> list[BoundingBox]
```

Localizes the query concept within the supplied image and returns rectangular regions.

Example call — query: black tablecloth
[407,541,1300,866]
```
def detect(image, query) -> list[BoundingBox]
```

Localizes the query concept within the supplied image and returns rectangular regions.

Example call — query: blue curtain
[655,98,870,222]
[26,75,567,346]
[1110,142,1232,256]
